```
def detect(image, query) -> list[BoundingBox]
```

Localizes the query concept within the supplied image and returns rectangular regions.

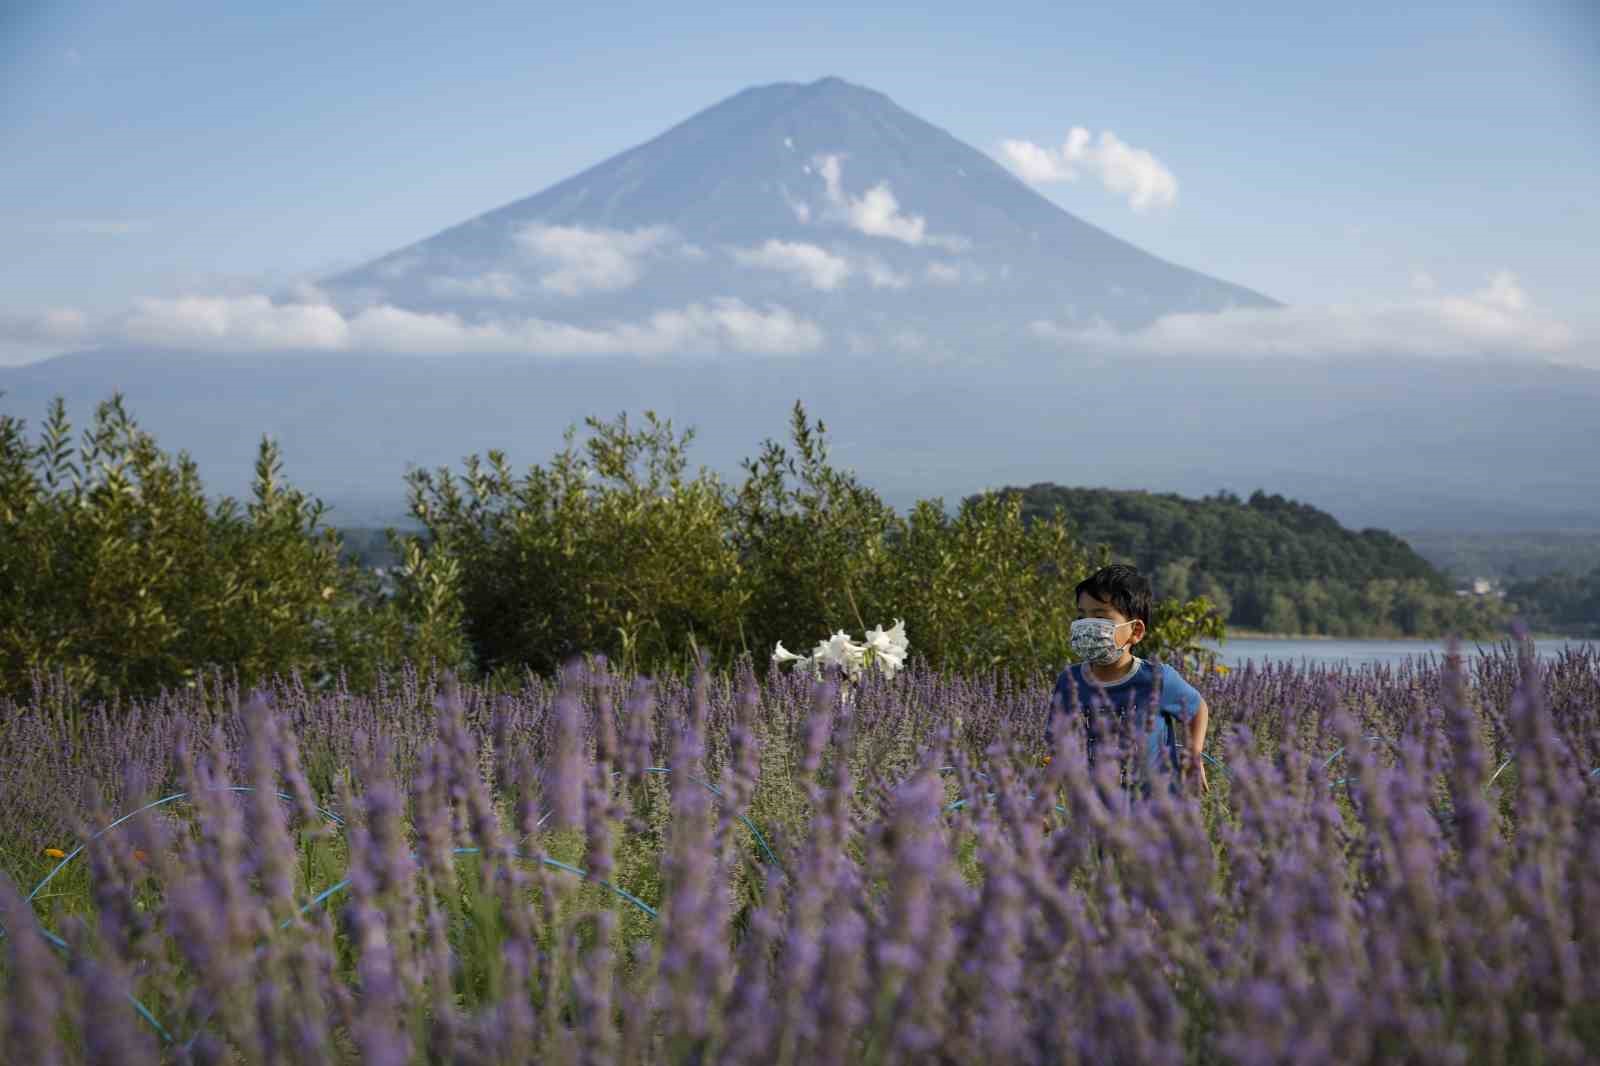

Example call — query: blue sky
[2,0,1596,365]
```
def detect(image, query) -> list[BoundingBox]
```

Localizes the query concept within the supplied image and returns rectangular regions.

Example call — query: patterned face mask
[1070,617,1134,665]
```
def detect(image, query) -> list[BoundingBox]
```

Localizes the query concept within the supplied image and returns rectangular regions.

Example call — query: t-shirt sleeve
[1159,664,1203,721]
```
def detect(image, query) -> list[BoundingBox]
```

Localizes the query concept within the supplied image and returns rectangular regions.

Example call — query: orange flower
[42,847,66,859]
[132,849,149,863]
[1041,754,1053,766]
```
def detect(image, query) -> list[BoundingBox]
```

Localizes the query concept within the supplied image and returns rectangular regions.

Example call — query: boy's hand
[1182,749,1210,795]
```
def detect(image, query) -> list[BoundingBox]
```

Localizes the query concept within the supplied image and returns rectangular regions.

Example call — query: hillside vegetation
[1399,528,1600,583]
[1500,567,1600,638]
[1002,484,1509,638]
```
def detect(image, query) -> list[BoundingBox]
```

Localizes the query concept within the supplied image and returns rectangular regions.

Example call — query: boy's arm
[1185,698,1210,792]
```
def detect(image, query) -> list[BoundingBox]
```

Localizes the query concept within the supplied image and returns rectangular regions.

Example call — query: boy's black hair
[1074,564,1152,628]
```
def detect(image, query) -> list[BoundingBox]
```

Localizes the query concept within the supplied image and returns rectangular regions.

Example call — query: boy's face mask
[1070,617,1135,665]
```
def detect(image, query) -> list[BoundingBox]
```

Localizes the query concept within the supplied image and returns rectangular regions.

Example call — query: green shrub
[407,401,1228,680]
[0,394,466,702]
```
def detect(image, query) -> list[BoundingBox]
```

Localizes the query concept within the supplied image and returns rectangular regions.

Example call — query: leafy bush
[0,393,1226,697]
[0,394,467,702]
[731,403,903,666]
[407,401,1227,680]
[403,411,744,679]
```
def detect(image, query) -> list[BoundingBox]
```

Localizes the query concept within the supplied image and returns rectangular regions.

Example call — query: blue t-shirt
[1048,657,1203,789]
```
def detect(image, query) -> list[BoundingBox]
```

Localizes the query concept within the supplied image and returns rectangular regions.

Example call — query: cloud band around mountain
[1,287,825,358]
[3,270,1586,368]
[1029,271,1585,362]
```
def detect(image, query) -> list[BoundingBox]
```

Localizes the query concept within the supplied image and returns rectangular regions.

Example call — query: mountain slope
[322,76,1279,339]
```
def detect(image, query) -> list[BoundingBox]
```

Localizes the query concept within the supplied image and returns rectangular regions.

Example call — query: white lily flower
[773,620,910,683]
[771,641,805,664]
[865,619,908,657]
[814,630,864,669]
[863,618,909,678]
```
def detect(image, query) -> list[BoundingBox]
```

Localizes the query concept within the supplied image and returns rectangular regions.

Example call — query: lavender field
[2,637,1598,1065]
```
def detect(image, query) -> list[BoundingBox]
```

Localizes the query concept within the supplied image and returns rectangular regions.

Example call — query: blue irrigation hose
[22,787,344,906]
[641,767,785,875]
[2,786,344,1047]
[525,766,786,877]
[943,792,1070,817]
[5,771,741,1049]
[936,766,993,782]
[178,845,659,1054]
[1320,735,1391,770]
[1200,751,1231,780]
[286,847,659,927]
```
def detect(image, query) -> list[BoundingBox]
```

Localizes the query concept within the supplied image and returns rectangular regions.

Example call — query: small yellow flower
[42,847,66,859]
[1214,664,1231,675]
[321,586,335,601]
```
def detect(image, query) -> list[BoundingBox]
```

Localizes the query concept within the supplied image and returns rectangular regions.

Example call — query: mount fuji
[317,74,1278,349]
[3,76,1596,533]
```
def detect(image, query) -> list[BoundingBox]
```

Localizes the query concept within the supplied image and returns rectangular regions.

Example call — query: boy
[1046,564,1211,796]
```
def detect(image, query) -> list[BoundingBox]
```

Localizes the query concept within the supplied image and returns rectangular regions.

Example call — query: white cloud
[513,223,672,295]
[812,154,966,249]
[731,240,852,291]
[1410,268,1437,293]
[118,295,351,351]
[727,241,908,291]
[1,289,823,359]
[1029,271,1587,364]
[999,127,1178,213]
[34,219,152,237]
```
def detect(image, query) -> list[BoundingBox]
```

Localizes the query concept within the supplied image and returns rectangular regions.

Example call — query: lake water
[1198,636,1596,670]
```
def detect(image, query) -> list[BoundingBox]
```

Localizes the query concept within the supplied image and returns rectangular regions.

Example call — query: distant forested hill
[995,485,1508,638]
[1396,529,1600,584]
